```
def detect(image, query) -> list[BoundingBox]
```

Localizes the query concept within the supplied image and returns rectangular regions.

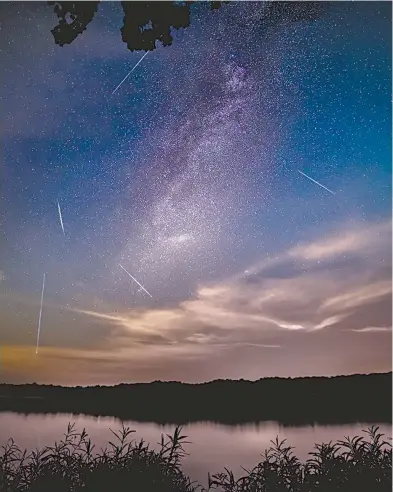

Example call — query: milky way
[1,1,391,384]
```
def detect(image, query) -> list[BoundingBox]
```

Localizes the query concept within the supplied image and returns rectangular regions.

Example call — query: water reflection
[0,412,391,486]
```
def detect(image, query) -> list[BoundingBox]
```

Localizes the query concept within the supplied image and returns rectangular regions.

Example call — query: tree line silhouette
[0,373,391,426]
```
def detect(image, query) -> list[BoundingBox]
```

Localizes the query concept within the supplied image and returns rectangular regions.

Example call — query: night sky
[1,1,391,385]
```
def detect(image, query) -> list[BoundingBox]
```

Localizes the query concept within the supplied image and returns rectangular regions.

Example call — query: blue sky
[1,1,391,384]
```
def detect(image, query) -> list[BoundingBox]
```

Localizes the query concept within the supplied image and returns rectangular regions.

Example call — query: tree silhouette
[47,1,226,52]
[47,1,326,53]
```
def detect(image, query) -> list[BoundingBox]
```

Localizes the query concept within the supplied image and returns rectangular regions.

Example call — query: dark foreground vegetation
[47,1,325,53]
[0,424,391,492]
[0,373,391,425]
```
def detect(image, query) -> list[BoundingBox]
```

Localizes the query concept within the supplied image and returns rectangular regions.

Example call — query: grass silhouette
[0,424,391,491]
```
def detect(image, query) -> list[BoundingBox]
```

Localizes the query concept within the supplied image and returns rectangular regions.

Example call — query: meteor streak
[57,200,65,236]
[35,273,46,355]
[298,170,335,195]
[119,264,153,298]
[112,51,149,95]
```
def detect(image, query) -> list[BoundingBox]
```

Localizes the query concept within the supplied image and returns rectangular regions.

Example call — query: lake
[0,412,391,486]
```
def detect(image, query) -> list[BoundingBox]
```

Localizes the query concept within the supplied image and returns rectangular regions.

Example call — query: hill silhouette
[0,372,391,425]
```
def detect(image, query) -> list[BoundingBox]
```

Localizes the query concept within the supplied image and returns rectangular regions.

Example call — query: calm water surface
[0,412,391,486]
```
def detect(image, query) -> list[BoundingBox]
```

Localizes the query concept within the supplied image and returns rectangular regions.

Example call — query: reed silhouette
[0,424,391,491]
[0,373,391,426]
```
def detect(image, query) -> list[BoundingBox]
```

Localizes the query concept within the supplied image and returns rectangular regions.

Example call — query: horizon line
[1,371,391,389]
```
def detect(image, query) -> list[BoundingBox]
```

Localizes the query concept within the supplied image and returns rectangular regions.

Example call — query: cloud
[65,219,393,349]
[348,327,392,333]
[313,315,346,331]
[322,281,391,311]
[288,220,391,262]
[1,219,391,383]
[289,230,364,261]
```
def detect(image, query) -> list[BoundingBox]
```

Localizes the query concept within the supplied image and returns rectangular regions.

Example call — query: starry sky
[1,1,391,385]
